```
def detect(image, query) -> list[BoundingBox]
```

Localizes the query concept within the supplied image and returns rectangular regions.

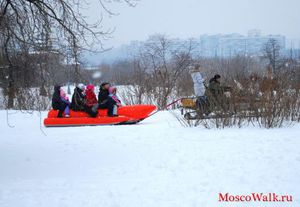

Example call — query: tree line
[0,0,136,108]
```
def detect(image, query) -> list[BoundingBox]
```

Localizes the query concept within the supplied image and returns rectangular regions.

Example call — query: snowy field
[0,110,300,207]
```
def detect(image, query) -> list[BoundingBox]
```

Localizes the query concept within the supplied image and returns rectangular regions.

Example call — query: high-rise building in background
[197,30,286,57]
[86,30,291,64]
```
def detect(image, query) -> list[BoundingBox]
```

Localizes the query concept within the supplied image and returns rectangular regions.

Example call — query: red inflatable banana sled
[44,105,157,127]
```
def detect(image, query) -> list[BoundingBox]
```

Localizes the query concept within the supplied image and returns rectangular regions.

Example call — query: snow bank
[0,110,299,207]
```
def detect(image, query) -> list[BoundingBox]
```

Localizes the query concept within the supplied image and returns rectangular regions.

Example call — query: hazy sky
[86,0,300,47]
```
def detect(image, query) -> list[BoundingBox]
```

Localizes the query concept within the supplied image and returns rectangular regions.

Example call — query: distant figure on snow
[190,66,210,114]
[208,74,222,96]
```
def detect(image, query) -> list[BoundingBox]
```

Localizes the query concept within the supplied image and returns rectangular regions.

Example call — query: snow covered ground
[0,110,299,207]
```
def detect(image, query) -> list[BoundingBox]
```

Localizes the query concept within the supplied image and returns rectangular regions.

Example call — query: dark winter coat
[71,87,85,111]
[208,78,222,95]
[98,83,110,104]
[98,89,109,104]
[52,85,63,110]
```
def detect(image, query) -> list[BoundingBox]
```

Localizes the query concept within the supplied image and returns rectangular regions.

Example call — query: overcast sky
[85,0,300,47]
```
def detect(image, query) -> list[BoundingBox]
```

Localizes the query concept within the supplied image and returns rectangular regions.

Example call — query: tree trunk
[7,67,15,109]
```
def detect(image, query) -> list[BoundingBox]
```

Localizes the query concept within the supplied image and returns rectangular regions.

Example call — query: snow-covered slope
[0,110,299,207]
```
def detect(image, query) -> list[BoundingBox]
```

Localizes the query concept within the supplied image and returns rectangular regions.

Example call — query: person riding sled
[98,82,110,109]
[208,74,231,111]
[70,83,86,111]
[84,84,98,117]
[52,85,70,118]
[190,66,210,115]
[107,86,122,117]
[208,74,223,96]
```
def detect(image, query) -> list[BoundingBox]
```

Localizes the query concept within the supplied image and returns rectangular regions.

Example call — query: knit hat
[86,84,95,91]
[77,83,85,90]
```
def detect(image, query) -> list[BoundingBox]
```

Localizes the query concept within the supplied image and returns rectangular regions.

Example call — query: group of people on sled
[51,65,229,118]
[52,83,121,118]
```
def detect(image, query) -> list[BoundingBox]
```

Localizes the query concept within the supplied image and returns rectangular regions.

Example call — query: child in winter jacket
[59,88,70,117]
[107,86,122,116]
[84,84,98,117]
[85,84,98,107]
[108,86,121,106]
[51,86,70,118]
[70,83,86,111]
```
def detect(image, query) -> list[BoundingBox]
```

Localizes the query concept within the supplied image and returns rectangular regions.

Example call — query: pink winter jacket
[108,87,121,106]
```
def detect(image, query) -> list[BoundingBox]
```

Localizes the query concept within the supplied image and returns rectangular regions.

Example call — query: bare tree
[138,35,194,108]
[263,38,284,75]
[0,0,136,108]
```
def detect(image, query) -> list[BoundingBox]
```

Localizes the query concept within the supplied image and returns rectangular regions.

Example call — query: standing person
[70,83,86,111]
[208,74,231,111]
[190,66,210,115]
[98,82,110,109]
[84,84,98,117]
[208,74,222,96]
[107,86,122,117]
[52,85,70,118]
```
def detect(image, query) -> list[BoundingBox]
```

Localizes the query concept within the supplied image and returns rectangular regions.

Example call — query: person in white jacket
[189,66,210,115]
[190,67,206,97]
